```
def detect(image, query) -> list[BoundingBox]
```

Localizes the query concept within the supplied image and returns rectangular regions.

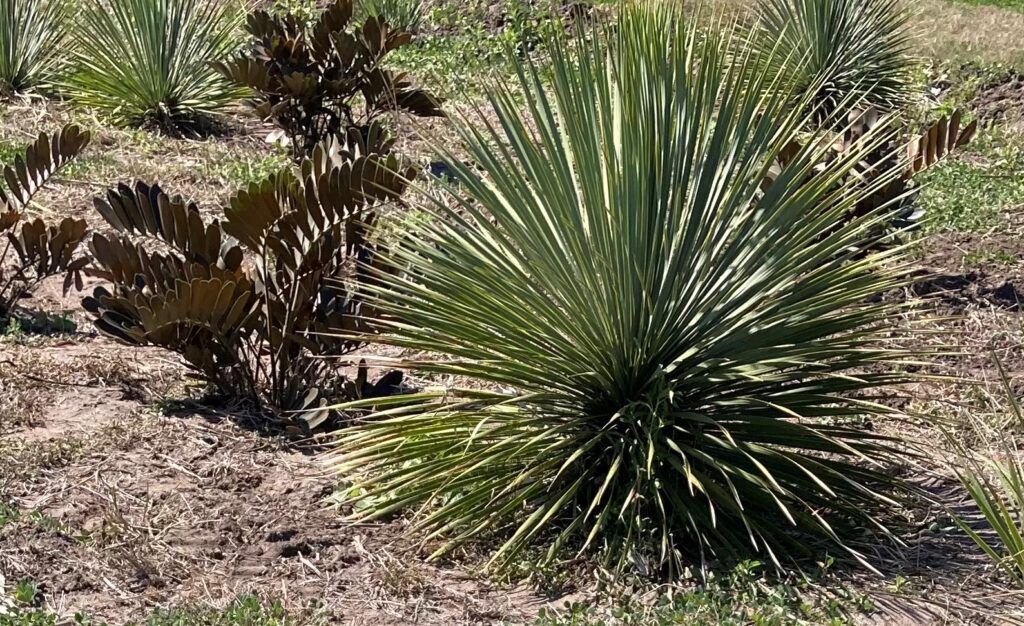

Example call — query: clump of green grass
[0,502,68,534]
[946,0,1024,10]
[963,248,1017,268]
[0,141,27,166]
[139,596,306,626]
[390,0,556,99]
[203,151,291,188]
[268,0,320,25]
[918,126,1024,233]
[0,594,316,626]
[532,560,875,626]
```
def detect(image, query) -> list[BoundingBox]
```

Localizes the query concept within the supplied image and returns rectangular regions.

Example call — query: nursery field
[3,0,1024,624]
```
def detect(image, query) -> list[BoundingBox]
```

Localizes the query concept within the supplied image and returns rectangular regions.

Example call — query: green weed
[530,561,873,626]
[946,0,1024,10]
[204,151,290,188]
[918,127,1024,233]
[963,248,1017,267]
[0,502,71,534]
[0,140,24,164]
[0,595,317,626]
[391,0,561,99]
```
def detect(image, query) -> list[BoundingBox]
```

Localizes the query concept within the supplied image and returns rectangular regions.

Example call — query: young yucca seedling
[0,0,68,94]
[325,5,926,576]
[952,359,1024,587]
[66,0,245,130]
[755,0,915,123]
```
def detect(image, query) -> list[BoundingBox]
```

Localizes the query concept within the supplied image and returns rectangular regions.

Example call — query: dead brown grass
[701,0,1024,68]
[912,0,1024,67]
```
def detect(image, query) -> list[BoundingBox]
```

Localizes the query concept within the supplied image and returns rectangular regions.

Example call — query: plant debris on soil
[971,72,1024,122]
[0,340,554,624]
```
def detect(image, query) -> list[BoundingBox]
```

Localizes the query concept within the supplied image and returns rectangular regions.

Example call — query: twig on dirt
[298,553,323,577]
[157,454,202,480]
[20,373,98,388]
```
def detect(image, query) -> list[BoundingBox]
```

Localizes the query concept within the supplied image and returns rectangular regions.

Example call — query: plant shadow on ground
[151,397,324,448]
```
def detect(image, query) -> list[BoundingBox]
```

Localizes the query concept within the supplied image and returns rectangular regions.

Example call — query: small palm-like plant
[216,0,442,160]
[756,0,914,122]
[66,0,244,130]
[325,7,926,575]
[0,0,68,94]
[767,107,977,232]
[83,125,411,428]
[0,125,92,322]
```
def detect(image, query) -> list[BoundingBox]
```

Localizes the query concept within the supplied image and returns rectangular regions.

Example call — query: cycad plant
[66,0,245,130]
[325,6,925,576]
[83,124,412,428]
[216,0,442,160]
[756,0,915,122]
[0,0,68,94]
[0,125,91,323]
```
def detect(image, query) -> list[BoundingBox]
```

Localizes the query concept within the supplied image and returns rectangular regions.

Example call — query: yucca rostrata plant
[324,7,933,576]
[82,125,412,427]
[0,0,69,94]
[215,0,444,160]
[756,0,915,123]
[66,0,244,129]
[0,125,91,323]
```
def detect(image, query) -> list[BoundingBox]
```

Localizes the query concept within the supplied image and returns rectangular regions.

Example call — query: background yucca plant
[66,0,245,130]
[325,6,926,576]
[355,0,423,33]
[756,0,915,123]
[0,0,68,94]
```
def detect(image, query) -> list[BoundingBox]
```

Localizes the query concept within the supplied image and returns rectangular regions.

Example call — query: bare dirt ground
[0,335,554,624]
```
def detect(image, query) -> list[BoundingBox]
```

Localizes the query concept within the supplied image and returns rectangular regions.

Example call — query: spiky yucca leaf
[756,0,914,121]
[951,359,1024,587]
[325,6,925,576]
[0,0,68,93]
[66,0,244,129]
